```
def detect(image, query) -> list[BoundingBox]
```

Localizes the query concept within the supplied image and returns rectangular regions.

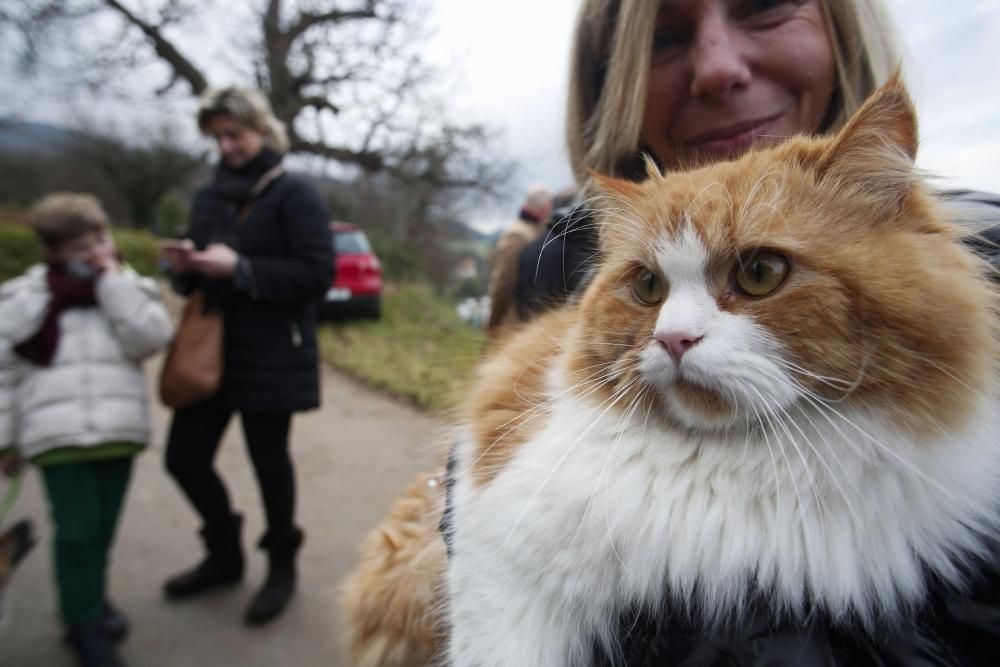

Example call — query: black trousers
[165,395,296,544]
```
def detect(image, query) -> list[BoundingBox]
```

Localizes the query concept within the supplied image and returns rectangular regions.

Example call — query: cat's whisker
[740,391,788,538]
[687,181,735,221]
[488,360,644,453]
[790,386,965,505]
[740,381,815,526]
[751,352,867,404]
[500,374,644,554]
[482,357,647,468]
[763,395,826,514]
[589,192,652,228]
[461,359,644,481]
[575,386,645,542]
[768,393,867,534]
[600,386,654,572]
[739,168,784,223]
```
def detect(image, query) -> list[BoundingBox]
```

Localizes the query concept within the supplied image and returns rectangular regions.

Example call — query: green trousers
[40,457,133,626]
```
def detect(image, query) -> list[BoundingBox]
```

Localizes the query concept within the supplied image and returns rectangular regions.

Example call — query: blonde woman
[343,2,1000,664]
[159,87,333,626]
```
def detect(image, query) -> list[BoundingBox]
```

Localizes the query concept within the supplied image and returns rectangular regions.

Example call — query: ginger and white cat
[444,79,1000,665]
[340,79,999,666]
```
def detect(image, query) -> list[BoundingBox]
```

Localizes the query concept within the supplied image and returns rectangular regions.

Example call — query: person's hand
[189,243,239,278]
[0,451,23,477]
[159,239,196,273]
[92,236,121,273]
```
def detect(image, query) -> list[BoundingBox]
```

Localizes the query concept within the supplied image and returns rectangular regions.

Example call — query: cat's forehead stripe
[655,223,709,286]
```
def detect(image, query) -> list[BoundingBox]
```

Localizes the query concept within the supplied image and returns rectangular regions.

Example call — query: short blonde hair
[197,86,290,153]
[29,193,110,249]
[566,0,901,183]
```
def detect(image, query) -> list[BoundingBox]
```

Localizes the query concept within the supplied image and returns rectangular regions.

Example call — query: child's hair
[28,193,110,248]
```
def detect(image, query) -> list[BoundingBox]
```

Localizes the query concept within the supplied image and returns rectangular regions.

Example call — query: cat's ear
[587,169,645,249]
[587,168,644,200]
[813,72,918,213]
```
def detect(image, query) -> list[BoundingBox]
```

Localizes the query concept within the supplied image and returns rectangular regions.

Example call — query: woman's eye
[652,26,689,54]
[733,0,800,21]
[734,252,790,297]
[632,268,665,305]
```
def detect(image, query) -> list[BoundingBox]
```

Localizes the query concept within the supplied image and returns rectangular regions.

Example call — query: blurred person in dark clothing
[159,86,333,626]
[485,186,553,336]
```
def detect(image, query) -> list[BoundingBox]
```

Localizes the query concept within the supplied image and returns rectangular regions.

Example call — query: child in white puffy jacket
[0,193,172,667]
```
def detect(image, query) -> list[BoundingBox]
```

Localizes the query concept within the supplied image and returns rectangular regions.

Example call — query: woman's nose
[688,11,751,99]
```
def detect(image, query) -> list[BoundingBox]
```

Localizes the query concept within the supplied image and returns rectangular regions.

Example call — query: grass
[319,283,487,414]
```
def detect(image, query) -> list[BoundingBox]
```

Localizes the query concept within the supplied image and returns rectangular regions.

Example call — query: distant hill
[445,218,494,243]
[0,117,490,243]
[0,118,84,156]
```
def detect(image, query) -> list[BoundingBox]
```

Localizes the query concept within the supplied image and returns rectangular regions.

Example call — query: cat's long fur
[340,79,1000,666]
[447,79,1000,665]
[340,470,447,667]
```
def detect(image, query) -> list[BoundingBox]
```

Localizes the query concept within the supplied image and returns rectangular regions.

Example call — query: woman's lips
[685,114,783,159]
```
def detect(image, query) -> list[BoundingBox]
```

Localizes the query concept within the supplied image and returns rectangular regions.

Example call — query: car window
[334,230,372,253]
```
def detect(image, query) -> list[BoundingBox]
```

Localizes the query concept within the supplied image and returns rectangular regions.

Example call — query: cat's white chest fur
[446,384,1000,666]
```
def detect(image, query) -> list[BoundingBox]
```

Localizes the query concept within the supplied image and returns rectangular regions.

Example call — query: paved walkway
[0,361,442,666]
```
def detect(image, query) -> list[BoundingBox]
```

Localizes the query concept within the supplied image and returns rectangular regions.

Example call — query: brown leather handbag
[159,290,223,408]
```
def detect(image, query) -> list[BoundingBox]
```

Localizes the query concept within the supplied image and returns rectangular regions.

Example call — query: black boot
[244,528,303,626]
[164,513,244,600]
[66,617,126,667]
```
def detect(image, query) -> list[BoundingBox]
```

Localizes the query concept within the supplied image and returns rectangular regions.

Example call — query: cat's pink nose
[655,331,704,363]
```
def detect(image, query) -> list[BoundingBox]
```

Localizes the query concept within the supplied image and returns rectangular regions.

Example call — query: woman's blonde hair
[566,0,901,183]
[197,86,290,153]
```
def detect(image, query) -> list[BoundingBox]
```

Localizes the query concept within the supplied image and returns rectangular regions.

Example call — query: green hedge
[0,224,160,282]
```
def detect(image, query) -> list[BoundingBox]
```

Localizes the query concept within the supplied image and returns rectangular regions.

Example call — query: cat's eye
[734,252,790,297]
[632,268,665,305]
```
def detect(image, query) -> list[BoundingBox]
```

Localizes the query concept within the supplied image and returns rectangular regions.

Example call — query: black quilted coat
[173,148,333,413]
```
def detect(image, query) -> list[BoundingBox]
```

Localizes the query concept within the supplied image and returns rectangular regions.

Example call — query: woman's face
[205,113,266,168]
[641,0,836,168]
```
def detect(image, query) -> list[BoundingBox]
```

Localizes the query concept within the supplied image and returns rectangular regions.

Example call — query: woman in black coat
[160,87,333,626]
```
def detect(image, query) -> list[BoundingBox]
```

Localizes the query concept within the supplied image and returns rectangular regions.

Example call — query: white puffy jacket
[0,265,173,459]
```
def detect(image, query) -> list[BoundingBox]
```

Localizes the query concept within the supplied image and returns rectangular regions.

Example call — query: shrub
[0,223,160,282]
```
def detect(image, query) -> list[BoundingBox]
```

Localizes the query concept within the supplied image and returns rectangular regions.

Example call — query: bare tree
[2,0,511,193]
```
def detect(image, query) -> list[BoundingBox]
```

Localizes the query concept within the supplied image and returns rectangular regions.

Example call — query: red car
[322,222,383,319]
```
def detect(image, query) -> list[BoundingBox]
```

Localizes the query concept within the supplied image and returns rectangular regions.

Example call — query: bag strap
[237,163,285,225]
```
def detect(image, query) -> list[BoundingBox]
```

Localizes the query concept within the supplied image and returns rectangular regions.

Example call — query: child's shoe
[62,600,129,645]
[66,617,126,667]
[102,599,129,642]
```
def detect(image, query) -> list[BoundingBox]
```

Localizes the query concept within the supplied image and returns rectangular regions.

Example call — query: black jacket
[176,150,333,413]
[592,567,1000,665]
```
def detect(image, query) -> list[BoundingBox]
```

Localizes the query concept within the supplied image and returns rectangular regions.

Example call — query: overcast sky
[2,1,998,235]
[428,0,1000,233]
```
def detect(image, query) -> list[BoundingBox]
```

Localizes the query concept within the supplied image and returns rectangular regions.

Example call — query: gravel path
[0,360,442,667]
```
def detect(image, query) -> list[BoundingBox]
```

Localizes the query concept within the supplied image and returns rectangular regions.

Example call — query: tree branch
[288,136,383,172]
[294,95,341,116]
[102,0,207,94]
[287,2,377,43]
